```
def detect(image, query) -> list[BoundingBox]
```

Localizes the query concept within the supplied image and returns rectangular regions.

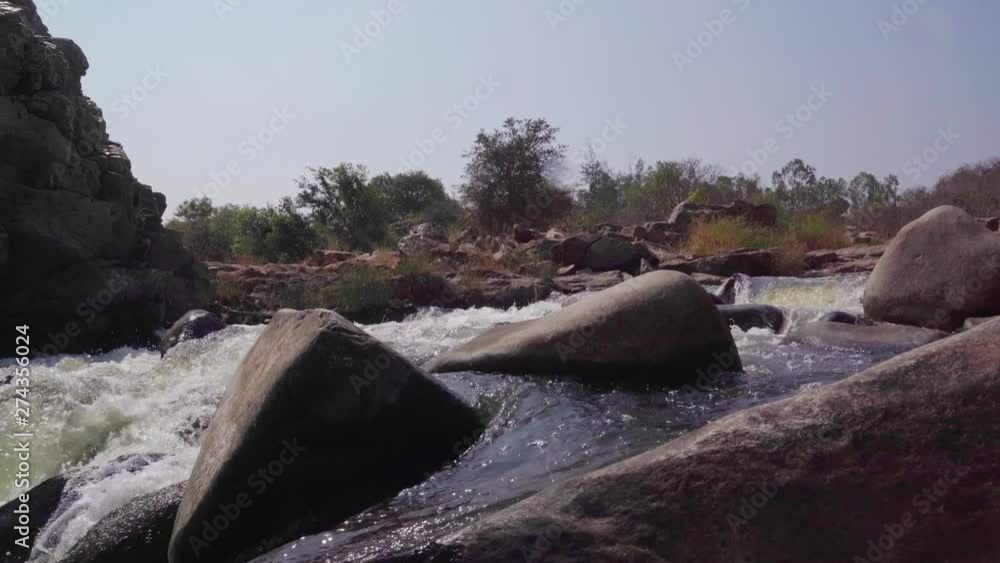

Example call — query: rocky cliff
[0,0,212,355]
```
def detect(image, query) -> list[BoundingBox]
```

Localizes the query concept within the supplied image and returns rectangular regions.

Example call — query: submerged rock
[61,482,184,563]
[426,271,742,382]
[863,206,1000,331]
[0,475,66,563]
[718,304,785,333]
[159,310,226,357]
[785,321,949,354]
[817,310,861,325]
[382,318,1000,563]
[169,309,485,563]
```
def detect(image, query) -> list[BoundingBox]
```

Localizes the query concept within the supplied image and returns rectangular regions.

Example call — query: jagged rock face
[0,0,212,355]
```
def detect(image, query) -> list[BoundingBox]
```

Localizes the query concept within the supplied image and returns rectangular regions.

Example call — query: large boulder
[0,1,212,356]
[158,310,226,357]
[61,482,185,563]
[786,321,949,355]
[387,318,1000,563]
[425,271,742,382]
[863,206,1000,331]
[549,234,657,275]
[667,200,778,232]
[169,309,485,563]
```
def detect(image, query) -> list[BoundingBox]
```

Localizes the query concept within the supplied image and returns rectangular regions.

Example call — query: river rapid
[0,273,883,561]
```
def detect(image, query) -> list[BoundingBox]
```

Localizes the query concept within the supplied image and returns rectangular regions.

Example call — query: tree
[460,117,570,232]
[295,163,391,250]
[580,153,622,213]
[370,170,461,226]
[771,159,847,213]
[169,198,233,261]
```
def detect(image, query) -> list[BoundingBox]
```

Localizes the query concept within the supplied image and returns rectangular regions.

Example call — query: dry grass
[686,217,782,254]
[784,214,851,251]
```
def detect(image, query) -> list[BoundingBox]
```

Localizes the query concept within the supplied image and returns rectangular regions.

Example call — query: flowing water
[0,273,880,562]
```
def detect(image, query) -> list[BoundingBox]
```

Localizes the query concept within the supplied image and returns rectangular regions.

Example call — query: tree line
[168,116,1000,263]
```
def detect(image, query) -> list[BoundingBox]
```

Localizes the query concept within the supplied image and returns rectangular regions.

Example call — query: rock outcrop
[0,1,212,355]
[667,199,778,232]
[158,310,226,357]
[398,223,450,256]
[384,318,1000,563]
[863,206,1000,331]
[169,309,485,563]
[425,270,742,382]
[549,233,658,275]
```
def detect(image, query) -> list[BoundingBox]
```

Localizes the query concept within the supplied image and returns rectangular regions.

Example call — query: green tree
[370,170,461,226]
[295,163,391,250]
[461,117,571,232]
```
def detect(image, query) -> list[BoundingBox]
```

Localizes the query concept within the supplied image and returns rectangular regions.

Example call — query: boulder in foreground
[863,206,1000,331]
[169,309,485,563]
[426,270,742,383]
[389,318,1000,563]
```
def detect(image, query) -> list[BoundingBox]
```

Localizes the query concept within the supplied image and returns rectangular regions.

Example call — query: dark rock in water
[379,318,1000,563]
[863,206,1000,331]
[61,482,184,563]
[159,310,226,357]
[169,309,485,563]
[0,1,212,357]
[817,310,861,325]
[785,321,949,354]
[0,475,66,563]
[714,273,747,305]
[426,271,742,382]
[962,316,998,331]
[0,453,165,561]
[718,304,785,332]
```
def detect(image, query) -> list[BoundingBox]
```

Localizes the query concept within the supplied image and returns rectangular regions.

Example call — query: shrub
[785,213,851,251]
[334,265,393,314]
[215,279,242,302]
[774,241,807,276]
[686,217,782,254]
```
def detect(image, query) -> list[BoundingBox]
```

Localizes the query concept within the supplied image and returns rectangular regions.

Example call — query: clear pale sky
[40,0,1000,216]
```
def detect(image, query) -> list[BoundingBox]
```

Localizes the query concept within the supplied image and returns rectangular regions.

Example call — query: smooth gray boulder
[426,271,742,382]
[169,309,485,563]
[159,310,226,357]
[786,321,949,354]
[379,318,1000,563]
[863,206,1000,331]
[62,482,184,563]
[718,304,785,333]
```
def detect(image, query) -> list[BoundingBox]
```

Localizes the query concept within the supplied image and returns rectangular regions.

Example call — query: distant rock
[0,0,212,355]
[398,223,450,256]
[426,270,742,382]
[549,233,658,275]
[159,310,226,357]
[661,248,776,277]
[667,200,778,232]
[863,206,1000,331]
[169,309,484,563]
[382,318,1000,563]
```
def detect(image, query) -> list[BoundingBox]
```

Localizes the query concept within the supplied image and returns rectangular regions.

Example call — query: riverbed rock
[661,249,776,277]
[0,474,66,563]
[0,1,212,356]
[425,270,742,382]
[863,206,1000,331]
[398,223,450,256]
[383,317,1000,563]
[61,482,184,563]
[169,309,485,563]
[718,304,786,332]
[785,321,949,354]
[158,310,226,357]
[552,270,630,294]
[667,200,778,232]
[817,311,861,325]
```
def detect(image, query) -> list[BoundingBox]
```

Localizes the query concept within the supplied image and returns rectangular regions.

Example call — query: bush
[785,213,851,251]
[686,217,782,254]
[333,265,393,314]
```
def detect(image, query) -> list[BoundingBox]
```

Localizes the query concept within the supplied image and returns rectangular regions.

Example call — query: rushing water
[0,273,878,561]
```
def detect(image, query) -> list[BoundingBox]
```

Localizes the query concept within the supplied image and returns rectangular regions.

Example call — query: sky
[39,0,1000,217]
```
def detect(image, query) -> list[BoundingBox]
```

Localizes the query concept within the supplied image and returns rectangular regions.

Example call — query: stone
[385,318,1000,563]
[976,217,999,232]
[511,224,538,244]
[661,249,776,277]
[159,310,226,357]
[718,304,785,332]
[398,223,450,256]
[426,271,742,382]
[169,309,485,563]
[667,200,778,232]
[785,321,949,354]
[817,311,861,325]
[863,206,1000,331]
